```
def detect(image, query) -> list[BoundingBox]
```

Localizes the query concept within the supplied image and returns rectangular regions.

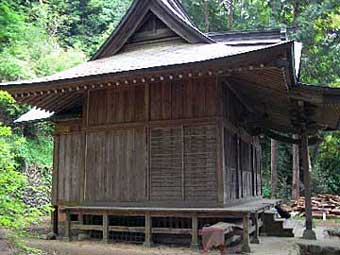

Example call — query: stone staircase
[260,211,294,237]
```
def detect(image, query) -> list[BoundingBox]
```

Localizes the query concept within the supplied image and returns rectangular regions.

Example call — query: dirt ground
[25,237,299,255]
[2,218,340,255]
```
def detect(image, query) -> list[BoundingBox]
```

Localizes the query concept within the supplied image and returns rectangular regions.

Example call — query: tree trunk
[203,0,210,32]
[292,135,300,200]
[292,1,300,31]
[271,139,278,198]
[228,0,233,30]
[221,0,234,30]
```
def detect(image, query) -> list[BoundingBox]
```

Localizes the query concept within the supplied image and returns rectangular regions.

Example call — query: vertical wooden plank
[184,77,193,118]
[162,80,172,120]
[241,213,251,253]
[135,85,146,121]
[181,125,185,200]
[191,214,199,250]
[52,135,59,205]
[143,212,153,247]
[236,136,241,199]
[216,120,224,205]
[82,90,90,201]
[150,82,161,120]
[221,124,226,203]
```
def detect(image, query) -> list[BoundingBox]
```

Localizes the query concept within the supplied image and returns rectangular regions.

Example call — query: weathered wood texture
[85,128,147,202]
[150,125,218,202]
[54,77,260,207]
[56,132,83,204]
[221,83,261,203]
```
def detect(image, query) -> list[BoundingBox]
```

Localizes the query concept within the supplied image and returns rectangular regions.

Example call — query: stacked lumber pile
[287,194,340,219]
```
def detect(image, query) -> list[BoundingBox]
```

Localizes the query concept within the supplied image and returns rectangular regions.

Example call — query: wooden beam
[223,79,258,114]
[52,205,59,236]
[292,134,300,200]
[271,139,278,199]
[301,133,316,240]
[49,92,79,112]
[64,210,71,241]
[143,212,153,247]
[241,213,251,253]
[103,213,109,243]
[191,214,199,250]
[34,93,57,109]
[250,212,260,244]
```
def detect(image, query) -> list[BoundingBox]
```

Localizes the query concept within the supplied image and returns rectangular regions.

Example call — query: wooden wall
[54,132,83,204]
[221,83,262,203]
[52,76,262,208]
[53,77,221,207]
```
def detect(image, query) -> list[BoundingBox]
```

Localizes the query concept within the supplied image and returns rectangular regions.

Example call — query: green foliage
[262,184,271,199]
[0,123,28,229]
[313,132,340,194]
[17,135,53,169]
[0,2,86,82]
[38,0,132,56]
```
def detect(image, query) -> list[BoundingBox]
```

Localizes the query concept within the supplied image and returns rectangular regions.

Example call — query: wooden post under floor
[191,214,199,250]
[301,133,316,240]
[52,205,59,236]
[250,212,260,244]
[64,209,71,241]
[103,213,109,243]
[292,134,300,200]
[144,212,153,247]
[241,213,251,253]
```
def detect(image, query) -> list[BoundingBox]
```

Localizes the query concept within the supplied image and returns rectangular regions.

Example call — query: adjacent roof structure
[0,0,339,135]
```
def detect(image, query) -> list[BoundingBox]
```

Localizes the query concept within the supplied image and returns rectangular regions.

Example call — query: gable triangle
[91,0,213,60]
[127,11,181,45]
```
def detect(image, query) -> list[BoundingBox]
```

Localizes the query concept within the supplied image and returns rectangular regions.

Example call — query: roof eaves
[0,41,294,92]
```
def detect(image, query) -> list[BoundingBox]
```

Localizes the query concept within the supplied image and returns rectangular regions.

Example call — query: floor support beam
[52,205,59,236]
[103,213,109,243]
[251,212,260,244]
[143,212,153,247]
[241,213,251,253]
[191,214,199,250]
[64,209,71,241]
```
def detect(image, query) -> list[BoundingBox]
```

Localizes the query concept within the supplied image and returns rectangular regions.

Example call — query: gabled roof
[91,0,213,60]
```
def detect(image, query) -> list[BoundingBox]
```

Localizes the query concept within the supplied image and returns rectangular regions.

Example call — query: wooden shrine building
[1,0,340,251]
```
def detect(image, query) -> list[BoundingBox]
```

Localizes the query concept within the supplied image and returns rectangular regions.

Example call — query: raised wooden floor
[57,199,280,252]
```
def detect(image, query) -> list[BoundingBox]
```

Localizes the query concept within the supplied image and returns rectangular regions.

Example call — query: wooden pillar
[301,134,316,240]
[241,213,251,253]
[103,213,109,243]
[52,205,59,235]
[271,139,278,198]
[250,213,260,244]
[191,215,199,250]
[143,212,153,247]
[292,135,300,200]
[64,209,71,241]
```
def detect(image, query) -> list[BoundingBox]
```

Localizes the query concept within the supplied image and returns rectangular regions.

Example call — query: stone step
[261,212,294,237]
